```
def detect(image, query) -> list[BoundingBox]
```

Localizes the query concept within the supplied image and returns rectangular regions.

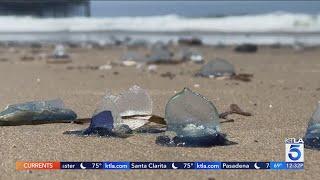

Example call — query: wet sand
[0,44,319,179]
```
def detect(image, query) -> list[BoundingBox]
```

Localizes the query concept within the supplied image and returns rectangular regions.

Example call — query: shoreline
[0,32,319,46]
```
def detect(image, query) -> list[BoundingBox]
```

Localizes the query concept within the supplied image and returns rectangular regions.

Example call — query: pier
[0,0,90,17]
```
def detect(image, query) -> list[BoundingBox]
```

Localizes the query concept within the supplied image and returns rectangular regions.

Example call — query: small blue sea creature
[64,110,132,137]
[196,59,235,78]
[0,99,77,126]
[304,103,320,150]
[156,88,234,147]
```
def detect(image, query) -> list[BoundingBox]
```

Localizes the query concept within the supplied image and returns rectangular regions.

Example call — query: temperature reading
[92,162,102,169]
[184,163,193,169]
[266,163,269,168]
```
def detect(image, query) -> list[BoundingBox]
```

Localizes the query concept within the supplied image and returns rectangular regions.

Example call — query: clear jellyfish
[150,41,167,51]
[52,44,69,59]
[93,93,122,126]
[64,110,132,138]
[176,48,203,63]
[0,99,77,125]
[127,39,149,47]
[114,85,153,117]
[304,103,320,150]
[121,51,146,63]
[165,88,220,138]
[147,48,172,64]
[91,85,152,130]
[156,88,232,147]
[189,52,203,63]
[64,86,152,137]
[196,59,235,77]
[6,99,64,111]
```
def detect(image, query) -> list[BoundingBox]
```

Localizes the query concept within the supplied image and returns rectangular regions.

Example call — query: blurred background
[0,0,319,45]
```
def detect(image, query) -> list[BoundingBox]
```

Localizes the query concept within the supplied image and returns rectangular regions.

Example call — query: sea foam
[0,12,319,33]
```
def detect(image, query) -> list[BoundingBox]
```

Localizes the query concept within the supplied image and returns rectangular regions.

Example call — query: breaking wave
[0,12,319,33]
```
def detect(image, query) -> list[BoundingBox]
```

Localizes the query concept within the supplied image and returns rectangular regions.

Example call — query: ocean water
[90,1,320,17]
[0,1,319,45]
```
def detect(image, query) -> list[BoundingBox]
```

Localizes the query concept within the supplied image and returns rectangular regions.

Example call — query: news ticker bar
[16,161,304,170]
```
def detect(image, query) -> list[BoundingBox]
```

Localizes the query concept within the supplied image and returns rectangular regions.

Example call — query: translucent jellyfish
[189,51,203,63]
[114,85,153,117]
[64,86,153,137]
[121,51,146,63]
[93,93,122,126]
[64,110,132,138]
[127,39,149,47]
[109,35,122,45]
[0,99,77,126]
[150,41,167,51]
[93,85,152,130]
[196,59,235,77]
[176,48,203,63]
[6,99,64,110]
[304,103,320,150]
[147,48,173,64]
[52,44,69,59]
[156,88,231,147]
[165,88,220,137]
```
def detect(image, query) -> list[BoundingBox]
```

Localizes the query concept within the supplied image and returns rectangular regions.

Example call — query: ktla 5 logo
[285,138,304,162]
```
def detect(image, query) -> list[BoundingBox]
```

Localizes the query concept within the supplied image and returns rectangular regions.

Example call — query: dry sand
[0,44,319,179]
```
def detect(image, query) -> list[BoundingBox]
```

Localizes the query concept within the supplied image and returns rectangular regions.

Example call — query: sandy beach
[0,44,319,179]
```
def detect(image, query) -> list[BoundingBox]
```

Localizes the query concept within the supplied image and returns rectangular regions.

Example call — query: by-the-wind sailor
[96,85,152,130]
[188,51,203,64]
[150,41,167,51]
[166,88,220,137]
[121,51,147,63]
[93,93,122,126]
[304,102,320,150]
[88,111,114,130]
[196,59,235,78]
[127,39,149,47]
[147,48,173,64]
[156,88,232,147]
[175,48,203,63]
[114,85,152,117]
[0,99,77,126]
[64,85,154,137]
[64,110,132,138]
[52,44,69,59]
[47,44,71,64]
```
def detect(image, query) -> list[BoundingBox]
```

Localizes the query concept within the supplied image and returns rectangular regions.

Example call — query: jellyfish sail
[165,88,220,138]
[304,103,320,150]
[52,44,69,59]
[196,59,235,78]
[156,88,233,147]
[64,85,155,137]
[92,85,153,129]
[114,85,153,117]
